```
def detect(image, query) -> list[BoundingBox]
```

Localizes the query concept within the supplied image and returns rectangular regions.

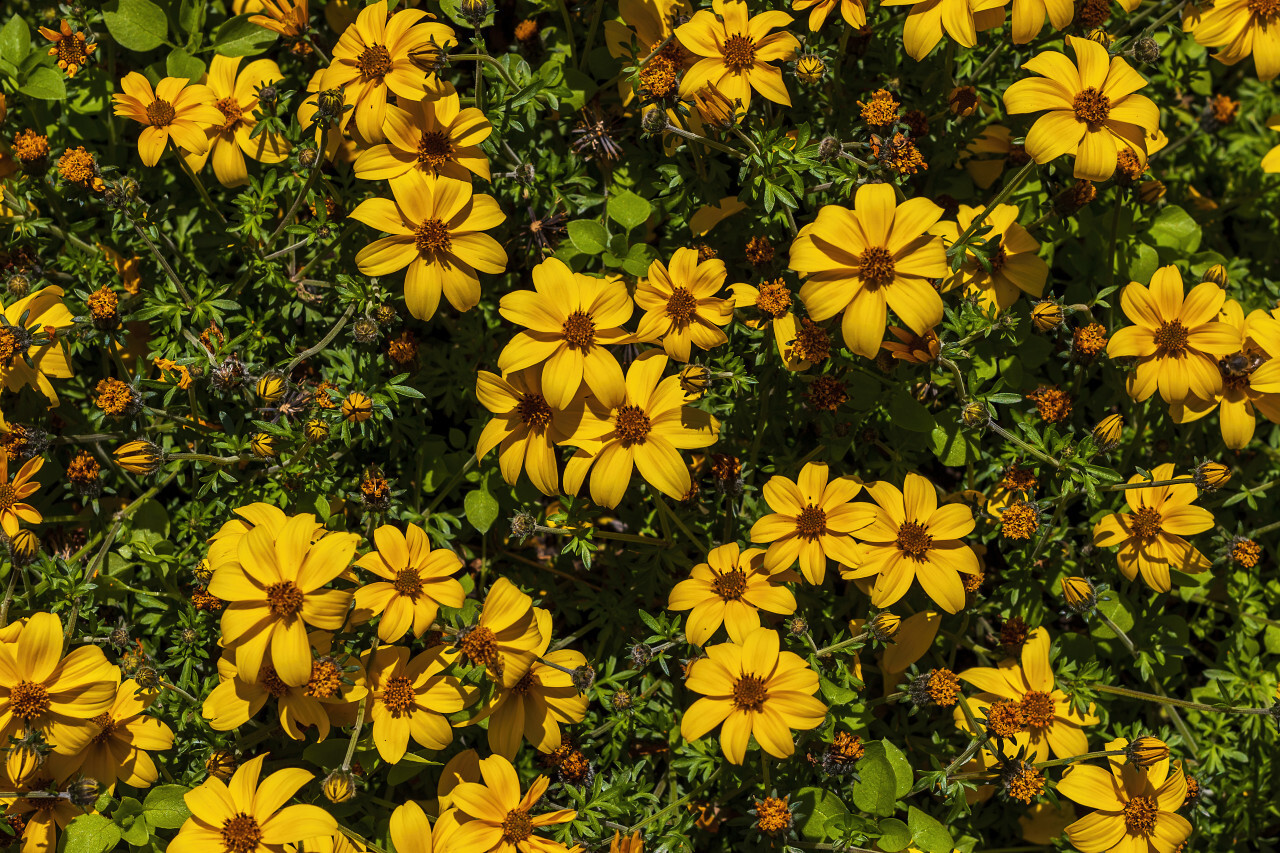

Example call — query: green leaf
[1148,205,1201,255]
[622,242,657,277]
[608,189,653,231]
[878,818,913,852]
[17,66,66,100]
[1093,589,1135,640]
[930,424,978,467]
[104,0,170,52]
[120,813,152,847]
[63,815,122,853]
[0,16,31,66]
[889,389,937,433]
[567,220,609,255]
[850,744,899,816]
[143,784,193,829]
[907,806,954,853]
[386,751,444,786]
[795,787,849,840]
[881,739,913,797]
[212,14,278,57]
[165,47,206,81]
[464,488,500,534]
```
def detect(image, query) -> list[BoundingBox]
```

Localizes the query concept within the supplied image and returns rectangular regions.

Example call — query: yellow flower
[449,754,577,852]
[1106,265,1239,404]
[2,286,75,406]
[748,462,872,585]
[39,20,97,77]
[790,184,948,359]
[3,782,83,853]
[1191,0,1280,80]
[1172,299,1280,448]
[207,512,358,686]
[610,830,645,853]
[842,473,980,613]
[497,259,633,408]
[112,73,223,167]
[322,0,456,142]
[562,350,720,508]
[1003,36,1160,181]
[953,628,1097,761]
[880,0,1009,61]
[47,678,174,789]
[792,0,867,30]
[476,368,585,496]
[353,523,466,642]
[936,204,1048,313]
[249,0,310,40]
[202,634,366,741]
[675,0,801,110]
[1264,114,1280,171]
[0,612,119,755]
[183,55,291,187]
[668,542,798,645]
[681,626,826,764]
[351,174,508,321]
[456,577,547,688]
[729,280,814,371]
[1008,0,1074,42]
[354,92,492,183]
[0,453,43,538]
[363,644,473,763]
[299,69,360,163]
[173,753,337,852]
[390,801,435,853]
[634,248,734,363]
[1058,746,1191,853]
[1091,462,1213,592]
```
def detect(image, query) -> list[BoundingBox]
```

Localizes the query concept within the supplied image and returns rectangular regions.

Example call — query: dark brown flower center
[1249,0,1280,20]
[895,521,933,560]
[516,393,553,430]
[666,287,698,325]
[511,669,538,696]
[381,674,416,715]
[357,44,392,80]
[1128,505,1163,540]
[1153,320,1189,355]
[146,98,176,127]
[858,246,895,290]
[795,505,826,538]
[266,581,304,618]
[414,218,452,254]
[459,625,501,672]
[393,568,423,598]
[221,813,263,853]
[756,281,792,318]
[57,35,88,66]
[0,484,18,512]
[417,130,455,170]
[216,97,244,134]
[639,53,677,97]
[0,328,20,366]
[1020,690,1055,729]
[562,310,596,350]
[1073,87,1111,129]
[501,809,533,843]
[614,404,652,447]
[732,674,768,711]
[1122,795,1159,836]
[90,712,119,744]
[10,681,51,720]
[711,569,748,601]
[261,665,291,698]
[722,34,756,72]
[306,658,343,698]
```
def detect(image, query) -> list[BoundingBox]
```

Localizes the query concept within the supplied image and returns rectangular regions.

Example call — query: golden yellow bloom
[4,782,83,853]
[363,644,472,763]
[954,628,1097,761]
[1191,0,1280,80]
[353,523,466,641]
[1093,413,1124,450]
[250,0,310,39]
[354,92,492,183]
[936,204,1048,313]
[208,512,357,686]
[182,55,290,187]
[675,0,801,110]
[39,21,97,76]
[792,0,867,30]
[390,800,435,853]
[341,391,373,423]
[1092,463,1213,592]
[322,0,456,142]
[173,753,337,852]
[456,577,547,688]
[843,474,980,613]
[112,73,223,167]
[880,0,1009,61]
[635,248,734,362]
[681,626,826,764]
[1008,0,1074,42]
[1003,36,1159,181]
[604,0,694,107]
[1058,745,1191,853]
[1107,265,1239,404]
[0,453,43,538]
[562,350,720,508]
[610,830,644,853]
[48,678,174,788]
[749,462,872,585]
[476,368,585,496]
[497,259,633,408]
[448,754,577,853]
[668,542,798,645]
[791,184,947,359]
[351,175,507,321]
[728,280,813,370]
[2,286,75,406]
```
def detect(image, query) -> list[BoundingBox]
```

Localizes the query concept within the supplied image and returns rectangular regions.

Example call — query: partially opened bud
[1127,736,1170,768]
[323,769,357,803]
[1031,301,1064,332]
[115,439,165,474]
[1194,461,1231,492]
[1061,576,1097,613]
[1092,414,1124,451]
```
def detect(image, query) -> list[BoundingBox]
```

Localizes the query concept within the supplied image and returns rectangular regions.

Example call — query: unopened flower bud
[630,643,653,668]
[515,163,536,186]
[1133,36,1161,65]
[1061,576,1096,613]
[341,391,373,423]
[6,735,47,786]
[205,749,238,780]
[796,53,826,84]
[1200,264,1228,287]
[460,0,490,26]
[251,432,279,458]
[869,611,900,642]
[352,317,380,344]
[1138,180,1166,205]
[1127,736,1169,768]
[509,510,537,541]
[678,364,711,399]
[611,689,633,710]
[571,664,596,692]
[1092,414,1123,451]
[641,107,669,137]
[256,373,286,404]
[114,439,165,475]
[69,778,100,807]
[323,769,357,803]
[961,400,989,429]
[817,135,841,163]
[135,665,160,690]
[1031,301,1064,332]
[1194,460,1231,492]
[7,273,30,298]
[316,89,344,124]
[7,529,40,566]
[304,418,330,443]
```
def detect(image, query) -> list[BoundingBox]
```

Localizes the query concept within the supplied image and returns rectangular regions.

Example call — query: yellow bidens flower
[183,55,291,188]
[681,626,826,764]
[0,453,43,537]
[749,461,872,585]
[353,523,466,642]
[475,368,583,496]
[955,627,1097,761]
[39,21,97,77]
[1058,748,1191,853]
[937,204,1049,313]
[843,473,981,613]
[354,92,493,183]
[173,753,337,851]
[351,175,508,321]
[456,577,546,688]
[449,754,578,853]
[635,247,735,362]
[208,511,357,686]
[363,644,472,763]
[2,286,75,406]
[790,184,948,359]
[880,0,1009,61]
[562,350,720,508]
[675,0,801,110]
[1107,266,1239,404]
[112,73,224,167]
[792,0,868,31]
[1093,413,1124,450]
[497,258,633,408]
[49,678,174,788]
[1003,36,1160,181]
[1092,462,1213,592]
[668,542,799,645]
[341,390,373,422]
[321,0,457,142]
[1191,0,1280,81]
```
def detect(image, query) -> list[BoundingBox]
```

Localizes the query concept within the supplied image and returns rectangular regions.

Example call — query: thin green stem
[1101,477,1195,492]
[132,222,194,307]
[948,159,1037,255]
[813,630,870,658]
[178,156,228,225]
[626,766,723,834]
[1092,683,1272,716]
[984,420,1062,469]
[267,153,325,245]
[285,303,357,375]
[652,492,706,552]
[426,454,479,515]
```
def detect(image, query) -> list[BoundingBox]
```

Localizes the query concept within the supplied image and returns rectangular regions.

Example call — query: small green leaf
[212,14,278,57]
[0,16,31,66]
[907,806,954,853]
[104,0,169,52]
[850,746,898,816]
[143,785,193,830]
[165,47,206,81]
[878,818,913,852]
[18,66,67,100]
[607,189,653,231]
[795,787,849,840]
[62,814,122,853]
[464,488,500,534]
[567,220,609,254]
[881,738,914,798]
[1148,205,1201,255]
[889,389,937,433]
